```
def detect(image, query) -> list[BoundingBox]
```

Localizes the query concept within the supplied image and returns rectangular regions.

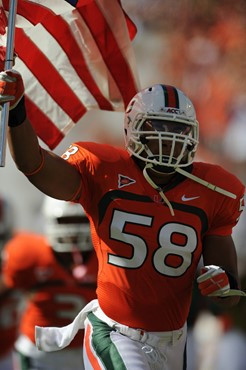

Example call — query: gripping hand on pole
[0,69,26,127]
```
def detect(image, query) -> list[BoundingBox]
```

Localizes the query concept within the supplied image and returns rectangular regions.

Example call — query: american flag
[0,0,140,149]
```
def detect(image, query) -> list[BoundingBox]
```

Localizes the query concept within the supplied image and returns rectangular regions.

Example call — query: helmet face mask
[42,198,93,253]
[124,85,199,171]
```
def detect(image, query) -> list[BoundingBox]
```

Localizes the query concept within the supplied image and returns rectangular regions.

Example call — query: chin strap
[143,163,175,216]
[143,162,237,216]
[175,167,237,199]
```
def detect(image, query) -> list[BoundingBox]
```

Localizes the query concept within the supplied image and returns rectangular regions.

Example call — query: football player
[0,196,22,370]
[0,70,245,370]
[2,197,97,370]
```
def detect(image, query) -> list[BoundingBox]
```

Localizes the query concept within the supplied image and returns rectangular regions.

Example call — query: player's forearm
[8,116,43,174]
[8,117,82,201]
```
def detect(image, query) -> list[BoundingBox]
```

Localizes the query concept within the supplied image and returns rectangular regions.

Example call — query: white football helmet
[42,197,93,253]
[0,197,14,251]
[124,84,199,170]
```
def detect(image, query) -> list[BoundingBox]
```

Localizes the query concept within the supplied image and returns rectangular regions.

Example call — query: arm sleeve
[61,142,96,211]
[205,182,245,237]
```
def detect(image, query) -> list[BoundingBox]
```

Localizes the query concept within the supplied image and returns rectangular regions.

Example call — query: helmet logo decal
[125,98,136,114]
[118,174,136,188]
[166,108,184,114]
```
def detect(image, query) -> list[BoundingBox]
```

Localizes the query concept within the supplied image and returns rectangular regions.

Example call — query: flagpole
[0,0,18,167]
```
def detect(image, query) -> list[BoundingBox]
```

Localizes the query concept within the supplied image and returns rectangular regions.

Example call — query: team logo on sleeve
[118,174,136,188]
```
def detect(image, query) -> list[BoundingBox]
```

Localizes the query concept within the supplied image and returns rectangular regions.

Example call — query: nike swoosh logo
[181,195,200,202]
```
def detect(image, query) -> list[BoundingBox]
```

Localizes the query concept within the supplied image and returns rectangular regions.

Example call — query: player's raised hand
[0,69,24,107]
[197,265,230,297]
[0,69,26,126]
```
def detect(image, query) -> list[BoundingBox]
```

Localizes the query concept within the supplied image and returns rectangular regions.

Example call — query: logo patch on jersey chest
[118,174,136,188]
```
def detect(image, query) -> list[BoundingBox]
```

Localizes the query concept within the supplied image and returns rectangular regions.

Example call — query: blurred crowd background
[0,0,246,369]
[126,0,246,178]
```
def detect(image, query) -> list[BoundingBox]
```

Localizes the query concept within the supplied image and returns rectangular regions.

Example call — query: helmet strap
[148,164,176,175]
[175,167,236,199]
[143,163,175,216]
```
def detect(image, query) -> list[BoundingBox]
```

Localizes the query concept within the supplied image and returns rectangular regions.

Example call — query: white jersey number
[108,210,198,277]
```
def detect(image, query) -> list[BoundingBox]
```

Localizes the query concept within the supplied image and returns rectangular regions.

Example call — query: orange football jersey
[2,233,97,347]
[63,142,244,331]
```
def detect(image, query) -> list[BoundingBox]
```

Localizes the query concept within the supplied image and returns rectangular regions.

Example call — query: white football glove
[197,265,246,297]
[197,265,230,297]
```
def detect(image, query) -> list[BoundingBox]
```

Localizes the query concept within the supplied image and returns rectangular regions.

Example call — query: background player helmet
[42,197,93,253]
[124,84,199,169]
[0,197,14,251]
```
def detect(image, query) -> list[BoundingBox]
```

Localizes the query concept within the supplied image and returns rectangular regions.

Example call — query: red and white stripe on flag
[0,0,140,149]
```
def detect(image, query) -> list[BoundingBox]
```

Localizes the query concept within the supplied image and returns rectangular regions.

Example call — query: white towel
[35,299,99,352]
